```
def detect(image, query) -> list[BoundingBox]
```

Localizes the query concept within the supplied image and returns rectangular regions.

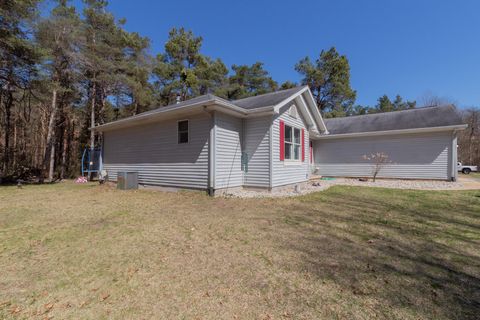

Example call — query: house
[93,86,466,195]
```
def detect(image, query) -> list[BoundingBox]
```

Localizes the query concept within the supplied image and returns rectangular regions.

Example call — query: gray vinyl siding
[272,103,310,187]
[244,116,271,187]
[103,112,210,189]
[214,113,243,189]
[313,132,453,180]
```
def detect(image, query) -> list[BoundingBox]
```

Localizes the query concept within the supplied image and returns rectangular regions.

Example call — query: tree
[0,0,41,176]
[362,152,391,182]
[458,107,480,166]
[279,81,297,90]
[111,30,153,116]
[419,92,455,107]
[219,62,277,100]
[295,47,356,116]
[36,0,82,181]
[153,28,228,105]
[369,94,416,114]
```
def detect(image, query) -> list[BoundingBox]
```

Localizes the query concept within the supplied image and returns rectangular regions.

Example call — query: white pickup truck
[458,162,478,174]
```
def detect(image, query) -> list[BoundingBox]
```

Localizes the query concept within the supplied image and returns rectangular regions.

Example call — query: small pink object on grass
[75,176,88,184]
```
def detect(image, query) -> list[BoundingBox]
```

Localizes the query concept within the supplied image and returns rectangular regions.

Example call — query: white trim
[304,89,329,134]
[177,119,189,144]
[269,115,273,189]
[93,99,276,132]
[271,86,328,135]
[296,94,316,130]
[209,112,217,190]
[273,86,309,112]
[283,124,302,161]
[92,88,327,134]
[315,124,468,140]
[283,159,302,166]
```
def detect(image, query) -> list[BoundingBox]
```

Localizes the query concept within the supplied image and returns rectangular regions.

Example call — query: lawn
[0,182,479,319]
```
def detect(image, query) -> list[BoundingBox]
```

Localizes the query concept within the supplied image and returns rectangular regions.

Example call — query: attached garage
[313,105,467,181]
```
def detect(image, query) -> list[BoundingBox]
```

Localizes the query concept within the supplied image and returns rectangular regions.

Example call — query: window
[284,125,301,160]
[178,120,189,144]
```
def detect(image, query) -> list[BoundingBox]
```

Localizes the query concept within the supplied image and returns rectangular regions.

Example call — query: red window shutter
[279,120,285,161]
[301,129,305,162]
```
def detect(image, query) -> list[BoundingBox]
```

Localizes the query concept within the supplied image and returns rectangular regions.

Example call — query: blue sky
[63,0,479,108]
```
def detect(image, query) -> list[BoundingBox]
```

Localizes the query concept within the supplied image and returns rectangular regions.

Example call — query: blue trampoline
[81,148,103,177]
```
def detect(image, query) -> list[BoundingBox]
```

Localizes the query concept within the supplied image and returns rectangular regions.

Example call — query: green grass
[0,182,479,319]
[468,172,480,180]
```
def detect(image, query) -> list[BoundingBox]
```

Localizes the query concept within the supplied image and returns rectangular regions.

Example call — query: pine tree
[0,0,41,176]
[153,28,228,105]
[295,47,356,116]
[36,0,82,181]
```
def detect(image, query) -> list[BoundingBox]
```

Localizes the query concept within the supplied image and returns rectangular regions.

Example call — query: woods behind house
[1,0,479,182]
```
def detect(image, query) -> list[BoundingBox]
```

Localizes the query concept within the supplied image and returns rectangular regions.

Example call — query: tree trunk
[48,142,55,181]
[43,88,58,182]
[60,121,68,180]
[89,81,96,180]
[3,91,13,174]
[12,118,17,168]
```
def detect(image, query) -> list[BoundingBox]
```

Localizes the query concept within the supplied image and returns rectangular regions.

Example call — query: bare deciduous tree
[362,152,391,182]
[458,107,480,166]
[419,92,456,107]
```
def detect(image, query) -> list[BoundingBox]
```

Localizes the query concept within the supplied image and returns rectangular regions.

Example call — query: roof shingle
[324,105,464,135]
[231,86,306,109]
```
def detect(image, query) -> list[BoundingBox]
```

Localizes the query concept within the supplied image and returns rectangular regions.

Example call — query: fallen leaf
[44,303,54,312]
[10,306,21,314]
[0,301,11,307]
[101,293,110,301]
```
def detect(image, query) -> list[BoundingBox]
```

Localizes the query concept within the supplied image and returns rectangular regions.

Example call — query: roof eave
[91,99,276,132]
[272,86,329,134]
[315,124,468,140]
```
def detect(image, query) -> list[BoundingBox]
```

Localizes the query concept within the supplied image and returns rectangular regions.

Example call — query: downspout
[269,114,274,190]
[207,110,216,196]
[241,118,246,187]
[451,130,458,181]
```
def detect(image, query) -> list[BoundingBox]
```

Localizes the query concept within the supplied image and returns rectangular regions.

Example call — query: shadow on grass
[279,187,480,319]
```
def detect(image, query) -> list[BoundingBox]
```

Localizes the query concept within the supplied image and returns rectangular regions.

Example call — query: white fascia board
[205,104,275,118]
[303,89,328,133]
[273,86,309,112]
[296,94,317,130]
[271,86,329,134]
[92,99,275,132]
[315,124,468,140]
[91,99,218,132]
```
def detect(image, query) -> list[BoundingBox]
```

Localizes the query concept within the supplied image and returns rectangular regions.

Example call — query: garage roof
[324,105,465,135]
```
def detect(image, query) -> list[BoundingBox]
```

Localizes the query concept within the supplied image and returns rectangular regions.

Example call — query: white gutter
[92,99,275,132]
[315,124,468,139]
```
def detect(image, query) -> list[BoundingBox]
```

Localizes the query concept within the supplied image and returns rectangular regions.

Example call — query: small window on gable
[289,105,297,118]
[178,120,189,144]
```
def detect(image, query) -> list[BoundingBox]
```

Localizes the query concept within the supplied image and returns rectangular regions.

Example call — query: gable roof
[93,86,328,133]
[232,86,305,109]
[323,105,466,135]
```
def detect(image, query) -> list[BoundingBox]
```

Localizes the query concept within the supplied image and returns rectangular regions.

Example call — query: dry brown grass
[0,182,479,319]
